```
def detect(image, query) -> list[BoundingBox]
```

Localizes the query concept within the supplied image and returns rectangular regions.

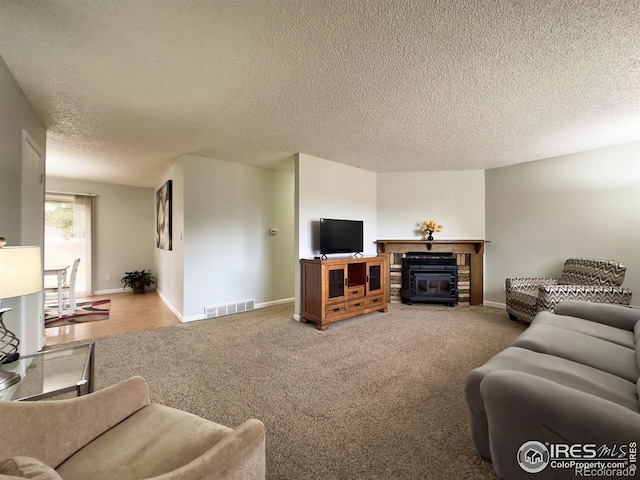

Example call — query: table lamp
[0,238,42,390]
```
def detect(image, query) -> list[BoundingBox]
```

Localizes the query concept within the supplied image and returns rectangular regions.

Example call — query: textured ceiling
[0,0,638,188]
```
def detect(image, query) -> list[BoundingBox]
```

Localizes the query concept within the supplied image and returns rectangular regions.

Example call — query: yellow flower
[420,219,444,236]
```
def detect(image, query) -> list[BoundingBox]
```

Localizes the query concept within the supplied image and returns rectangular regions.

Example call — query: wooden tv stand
[300,256,389,330]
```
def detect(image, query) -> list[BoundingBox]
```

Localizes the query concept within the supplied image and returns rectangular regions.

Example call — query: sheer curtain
[44,193,94,297]
[74,194,93,295]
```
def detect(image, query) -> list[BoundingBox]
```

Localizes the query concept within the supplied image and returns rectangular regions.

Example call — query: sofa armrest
[506,277,558,292]
[0,376,150,469]
[481,370,640,480]
[149,418,266,480]
[554,300,639,331]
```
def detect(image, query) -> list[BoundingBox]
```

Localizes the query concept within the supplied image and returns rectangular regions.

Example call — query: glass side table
[0,342,95,401]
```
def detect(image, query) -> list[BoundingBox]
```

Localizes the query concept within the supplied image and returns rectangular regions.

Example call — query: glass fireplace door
[415,274,452,297]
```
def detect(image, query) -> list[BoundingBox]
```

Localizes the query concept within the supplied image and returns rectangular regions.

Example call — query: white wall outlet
[106,274,112,281]
[269,228,278,235]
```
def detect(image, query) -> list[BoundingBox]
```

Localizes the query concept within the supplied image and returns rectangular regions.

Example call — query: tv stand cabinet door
[323,264,347,304]
[366,259,386,297]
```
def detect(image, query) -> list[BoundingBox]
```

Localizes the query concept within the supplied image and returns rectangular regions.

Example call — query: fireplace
[401,252,458,306]
[377,239,488,305]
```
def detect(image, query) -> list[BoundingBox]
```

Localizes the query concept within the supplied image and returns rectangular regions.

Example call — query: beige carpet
[91,302,526,479]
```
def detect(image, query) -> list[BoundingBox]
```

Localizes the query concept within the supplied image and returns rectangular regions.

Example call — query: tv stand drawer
[348,298,366,312]
[366,295,384,308]
[347,286,365,298]
[326,303,347,317]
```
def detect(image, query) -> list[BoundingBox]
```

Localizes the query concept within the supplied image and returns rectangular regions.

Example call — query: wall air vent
[204,299,255,319]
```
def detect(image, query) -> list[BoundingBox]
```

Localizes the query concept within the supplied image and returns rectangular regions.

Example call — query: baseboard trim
[483,300,506,309]
[256,297,294,309]
[156,289,185,322]
[93,288,129,295]
[93,287,159,296]
[181,297,295,323]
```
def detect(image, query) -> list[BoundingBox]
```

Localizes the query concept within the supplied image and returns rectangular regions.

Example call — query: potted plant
[121,269,156,294]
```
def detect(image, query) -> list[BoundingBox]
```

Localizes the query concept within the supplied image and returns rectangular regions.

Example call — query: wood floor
[45,291,181,347]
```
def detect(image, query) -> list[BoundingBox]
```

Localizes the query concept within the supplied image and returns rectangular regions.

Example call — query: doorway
[44,193,93,297]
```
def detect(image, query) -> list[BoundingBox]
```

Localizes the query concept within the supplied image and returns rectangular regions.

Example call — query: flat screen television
[320,218,363,255]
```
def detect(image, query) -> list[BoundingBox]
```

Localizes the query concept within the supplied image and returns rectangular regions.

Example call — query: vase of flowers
[420,220,443,241]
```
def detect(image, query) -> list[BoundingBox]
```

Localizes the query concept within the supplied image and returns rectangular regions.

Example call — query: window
[44,193,93,297]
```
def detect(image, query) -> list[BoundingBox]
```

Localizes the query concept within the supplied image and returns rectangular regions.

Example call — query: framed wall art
[156,180,172,250]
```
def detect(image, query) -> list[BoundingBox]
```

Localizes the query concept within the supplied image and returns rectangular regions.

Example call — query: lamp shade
[0,246,42,299]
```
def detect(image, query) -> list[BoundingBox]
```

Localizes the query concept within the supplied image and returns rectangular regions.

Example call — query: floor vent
[204,299,255,319]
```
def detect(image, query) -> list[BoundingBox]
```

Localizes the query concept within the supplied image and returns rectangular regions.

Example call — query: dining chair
[45,258,81,312]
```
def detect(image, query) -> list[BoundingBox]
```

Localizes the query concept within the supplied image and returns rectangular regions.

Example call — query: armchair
[506,258,631,323]
[0,376,266,480]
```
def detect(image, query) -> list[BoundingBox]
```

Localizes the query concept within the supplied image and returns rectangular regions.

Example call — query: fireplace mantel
[376,239,490,305]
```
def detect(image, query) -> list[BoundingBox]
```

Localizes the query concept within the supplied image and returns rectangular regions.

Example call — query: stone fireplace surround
[376,240,489,305]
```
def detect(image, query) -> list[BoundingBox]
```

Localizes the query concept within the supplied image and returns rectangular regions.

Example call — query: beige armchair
[0,376,265,480]
[506,258,632,323]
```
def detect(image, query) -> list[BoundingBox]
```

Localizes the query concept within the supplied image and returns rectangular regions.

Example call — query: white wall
[485,142,640,307]
[269,169,296,301]
[154,161,185,319]
[46,177,155,295]
[294,153,378,316]
[0,55,47,354]
[377,170,485,239]
[182,154,294,320]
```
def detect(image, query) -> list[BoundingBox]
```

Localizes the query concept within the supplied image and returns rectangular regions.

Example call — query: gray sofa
[465,301,640,479]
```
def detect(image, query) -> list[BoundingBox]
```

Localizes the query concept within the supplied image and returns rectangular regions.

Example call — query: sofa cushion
[512,324,639,383]
[464,346,639,460]
[56,403,233,480]
[0,457,62,480]
[634,321,640,373]
[532,311,635,349]
[467,346,640,413]
[555,301,640,331]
